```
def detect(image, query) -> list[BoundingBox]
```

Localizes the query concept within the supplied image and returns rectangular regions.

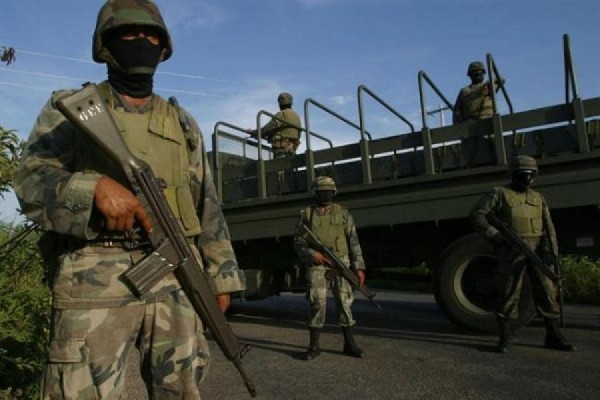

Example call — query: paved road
[127,290,600,400]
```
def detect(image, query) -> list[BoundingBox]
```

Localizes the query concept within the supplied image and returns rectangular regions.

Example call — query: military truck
[209,35,600,333]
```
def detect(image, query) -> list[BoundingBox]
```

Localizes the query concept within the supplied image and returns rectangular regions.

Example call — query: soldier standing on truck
[293,176,367,360]
[247,92,302,158]
[13,1,246,398]
[470,155,575,354]
[453,61,502,124]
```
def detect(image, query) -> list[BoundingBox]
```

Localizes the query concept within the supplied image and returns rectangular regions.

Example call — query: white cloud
[161,1,226,31]
[331,95,353,106]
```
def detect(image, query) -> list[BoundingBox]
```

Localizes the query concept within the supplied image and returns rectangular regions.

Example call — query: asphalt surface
[126,290,600,400]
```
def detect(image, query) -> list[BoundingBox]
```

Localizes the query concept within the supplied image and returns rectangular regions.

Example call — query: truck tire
[433,233,537,333]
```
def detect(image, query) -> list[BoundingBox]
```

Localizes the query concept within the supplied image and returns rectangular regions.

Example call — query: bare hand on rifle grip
[314,251,329,266]
[356,270,365,287]
[94,175,153,233]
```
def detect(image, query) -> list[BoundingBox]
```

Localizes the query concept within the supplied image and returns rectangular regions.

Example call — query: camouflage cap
[509,155,538,174]
[93,0,173,64]
[312,176,336,193]
[467,61,486,75]
[278,92,293,107]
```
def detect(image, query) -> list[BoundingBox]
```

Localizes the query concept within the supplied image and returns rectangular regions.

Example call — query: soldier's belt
[86,239,151,250]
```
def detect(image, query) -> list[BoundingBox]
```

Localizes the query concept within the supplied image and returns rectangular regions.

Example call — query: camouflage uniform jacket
[452,82,494,124]
[253,108,301,150]
[470,184,558,258]
[14,82,245,308]
[293,203,366,271]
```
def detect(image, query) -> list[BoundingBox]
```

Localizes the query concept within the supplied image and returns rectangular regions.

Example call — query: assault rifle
[488,215,565,326]
[297,223,381,310]
[56,83,256,398]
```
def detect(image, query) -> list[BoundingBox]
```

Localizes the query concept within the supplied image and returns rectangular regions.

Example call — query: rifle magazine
[125,240,178,297]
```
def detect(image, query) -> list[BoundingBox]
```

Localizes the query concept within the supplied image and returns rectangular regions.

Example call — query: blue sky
[1,0,599,222]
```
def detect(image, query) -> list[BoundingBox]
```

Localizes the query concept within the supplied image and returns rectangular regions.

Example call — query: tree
[0,222,49,399]
[0,127,21,198]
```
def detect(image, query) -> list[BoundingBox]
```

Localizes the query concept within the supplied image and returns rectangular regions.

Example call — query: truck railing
[303,97,374,187]
[212,34,597,205]
[213,111,334,201]
[418,53,514,174]
[357,84,415,184]
[562,34,589,153]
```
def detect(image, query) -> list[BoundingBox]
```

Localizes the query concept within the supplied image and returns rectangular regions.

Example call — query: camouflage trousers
[271,137,299,159]
[41,289,209,400]
[306,265,356,329]
[495,250,560,320]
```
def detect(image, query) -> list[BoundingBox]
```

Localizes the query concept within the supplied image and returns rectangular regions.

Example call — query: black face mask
[316,191,335,206]
[469,70,485,85]
[105,37,162,97]
[512,170,535,191]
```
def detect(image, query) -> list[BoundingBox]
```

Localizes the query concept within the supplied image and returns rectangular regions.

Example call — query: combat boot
[342,326,364,358]
[496,317,512,354]
[544,319,575,351]
[303,328,321,360]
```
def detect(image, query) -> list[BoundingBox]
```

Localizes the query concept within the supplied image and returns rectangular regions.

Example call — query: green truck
[209,35,600,333]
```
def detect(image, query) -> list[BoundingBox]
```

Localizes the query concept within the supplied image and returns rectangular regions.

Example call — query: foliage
[0,222,50,399]
[0,126,22,197]
[560,255,600,305]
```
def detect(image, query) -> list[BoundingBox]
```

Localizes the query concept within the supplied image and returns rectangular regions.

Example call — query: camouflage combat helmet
[312,176,337,193]
[93,0,173,65]
[509,155,538,174]
[467,61,486,75]
[278,92,293,107]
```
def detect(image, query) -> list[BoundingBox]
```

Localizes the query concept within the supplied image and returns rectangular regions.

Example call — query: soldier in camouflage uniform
[247,92,302,158]
[13,1,245,398]
[470,155,574,354]
[453,61,498,124]
[293,176,366,360]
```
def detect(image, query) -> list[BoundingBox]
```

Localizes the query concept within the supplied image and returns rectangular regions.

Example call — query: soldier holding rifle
[14,1,247,398]
[294,176,367,360]
[470,155,575,354]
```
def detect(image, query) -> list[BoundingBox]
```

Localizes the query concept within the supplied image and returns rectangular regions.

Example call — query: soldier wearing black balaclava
[14,1,245,398]
[470,156,575,354]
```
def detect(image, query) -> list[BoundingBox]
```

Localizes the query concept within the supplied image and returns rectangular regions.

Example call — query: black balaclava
[316,190,335,206]
[469,69,485,85]
[512,170,536,192]
[105,36,162,98]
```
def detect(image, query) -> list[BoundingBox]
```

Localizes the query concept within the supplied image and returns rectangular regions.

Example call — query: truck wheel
[433,233,537,333]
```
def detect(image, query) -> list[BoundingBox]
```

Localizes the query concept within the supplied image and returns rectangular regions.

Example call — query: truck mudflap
[433,233,537,333]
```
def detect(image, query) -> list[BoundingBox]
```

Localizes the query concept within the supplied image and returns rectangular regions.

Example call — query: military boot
[303,328,321,360]
[496,317,513,354]
[544,319,575,351]
[342,326,364,358]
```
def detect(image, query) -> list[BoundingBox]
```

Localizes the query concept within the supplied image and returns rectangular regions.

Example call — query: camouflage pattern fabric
[470,185,561,320]
[93,0,173,64]
[293,203,365,329]
[14,82,245,398]
[253,108,302,157]
[41,289,209,399]
[452,82,494,124]
[306,265,356,328]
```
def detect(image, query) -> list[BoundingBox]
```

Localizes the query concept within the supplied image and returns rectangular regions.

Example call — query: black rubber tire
[433,233,537,333]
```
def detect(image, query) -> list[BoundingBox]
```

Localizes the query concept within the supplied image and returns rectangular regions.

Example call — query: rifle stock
[56,83,256,398]
[298,223,381,310]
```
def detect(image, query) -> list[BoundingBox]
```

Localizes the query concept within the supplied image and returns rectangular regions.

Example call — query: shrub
[560,255,600,305]
[0,223,50,399]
